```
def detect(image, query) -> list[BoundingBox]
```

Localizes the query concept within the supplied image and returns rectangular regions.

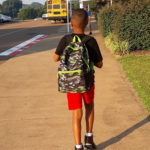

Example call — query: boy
[54,9,103,150]
[84,6,92,35]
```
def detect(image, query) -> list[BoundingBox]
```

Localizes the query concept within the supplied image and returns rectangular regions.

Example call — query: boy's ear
[71,21,73,27]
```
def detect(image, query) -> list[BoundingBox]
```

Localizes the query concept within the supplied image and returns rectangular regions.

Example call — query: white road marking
[0,21,34,29]
[0,35,44,56]
[0,21,50,38]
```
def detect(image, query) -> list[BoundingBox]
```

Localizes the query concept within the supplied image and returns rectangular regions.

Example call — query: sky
[0,0,45,5]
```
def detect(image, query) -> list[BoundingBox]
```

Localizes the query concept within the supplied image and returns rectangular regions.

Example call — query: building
[79,0,90,10]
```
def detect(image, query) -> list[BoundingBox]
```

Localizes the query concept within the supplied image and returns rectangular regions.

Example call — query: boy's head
[71,9,88,31]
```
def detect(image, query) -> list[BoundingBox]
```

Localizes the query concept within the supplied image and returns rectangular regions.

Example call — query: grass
[118,55,150,113]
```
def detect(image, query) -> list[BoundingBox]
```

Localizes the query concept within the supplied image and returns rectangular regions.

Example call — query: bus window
[61,4,66,9]
[53,4,60,9]
[48,5,52,9]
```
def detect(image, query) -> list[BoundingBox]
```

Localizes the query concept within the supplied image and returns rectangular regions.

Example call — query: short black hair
[71,9,87,23]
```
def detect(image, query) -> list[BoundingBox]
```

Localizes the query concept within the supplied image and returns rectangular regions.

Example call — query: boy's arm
[54,54,60,62]
[88,11,91,22]
[54,36,66,62]
[89,39,103,68]
[88,16,91,22]
[95,61,103,68]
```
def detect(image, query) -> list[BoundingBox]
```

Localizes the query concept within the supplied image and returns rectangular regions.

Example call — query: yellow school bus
[47,0,73,22]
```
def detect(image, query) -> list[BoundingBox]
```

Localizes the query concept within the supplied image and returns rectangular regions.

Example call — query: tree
[43,1,47,13]
[22,4,29,9]
[72,2,79,10]
[35,7,45,17]
[18,0,47,19]
[30,2,43,8]
[0,4,2,14]
[18,6,36,19]
[1,0,22,17]
[89,0,95,12]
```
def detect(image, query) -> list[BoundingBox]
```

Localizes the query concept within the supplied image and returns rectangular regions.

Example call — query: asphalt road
[0,20,64,64]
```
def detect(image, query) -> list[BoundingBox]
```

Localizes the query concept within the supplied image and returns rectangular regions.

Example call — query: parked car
[7,16,12,22]
[42,14,47,20]
[34,17,43,20]
[0,14,2,22]
[0,14,12,22]
[0,14,8,22]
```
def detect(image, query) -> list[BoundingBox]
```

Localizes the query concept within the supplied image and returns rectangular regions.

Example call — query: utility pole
[12,9,14,18]
[67,0,69,33]
[70,0,72,29]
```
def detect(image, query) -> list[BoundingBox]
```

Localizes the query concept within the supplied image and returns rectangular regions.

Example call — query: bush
[91,0,107,22]
[113,0,130,4]
[98,5,119,37]
[114,0,150,50]
[105,33,129,55]
[98,0,150,52]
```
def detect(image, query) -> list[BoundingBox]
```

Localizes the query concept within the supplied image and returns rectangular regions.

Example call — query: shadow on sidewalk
[88,116,150,150]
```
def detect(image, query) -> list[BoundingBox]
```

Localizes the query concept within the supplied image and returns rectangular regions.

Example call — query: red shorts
[67,84,95,110]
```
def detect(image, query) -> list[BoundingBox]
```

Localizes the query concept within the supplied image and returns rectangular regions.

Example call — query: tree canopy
[0,0,47,19]
[23,2,43,9]
[18,2,47,19]
[0,0,22,17]
[0,4,2,14]
[31,2,43,8]
[72,2,79,10]
[18,6,36,20]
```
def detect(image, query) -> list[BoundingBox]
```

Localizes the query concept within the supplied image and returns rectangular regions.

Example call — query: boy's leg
[67,93,84,149]
[88,22,92,35]
[72,108,83,145]
[84,101,97,149]
[82,84,95,133]
[83,84,97,149]
[89,27,92,33]
[84,101,94,133]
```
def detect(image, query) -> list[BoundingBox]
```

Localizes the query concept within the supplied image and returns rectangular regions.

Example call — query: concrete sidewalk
[0,19,150,150]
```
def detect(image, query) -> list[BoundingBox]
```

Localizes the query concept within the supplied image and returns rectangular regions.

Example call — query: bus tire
[63,19,67,23]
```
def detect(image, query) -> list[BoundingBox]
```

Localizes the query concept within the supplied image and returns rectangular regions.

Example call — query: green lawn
[118,55,150,113]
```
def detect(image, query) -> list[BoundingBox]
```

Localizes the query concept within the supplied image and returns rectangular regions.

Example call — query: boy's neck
[74,32,84,34]
[73,29,85,34]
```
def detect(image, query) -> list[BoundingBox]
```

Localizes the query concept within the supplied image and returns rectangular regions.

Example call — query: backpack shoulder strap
[65,34,73,43]
[81,35,93,45]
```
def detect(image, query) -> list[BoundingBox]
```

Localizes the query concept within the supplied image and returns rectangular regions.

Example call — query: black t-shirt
[55,33,103,87]
[55,33,103,63]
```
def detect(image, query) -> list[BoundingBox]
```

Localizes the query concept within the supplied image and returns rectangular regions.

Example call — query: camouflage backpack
[57,35,94,93]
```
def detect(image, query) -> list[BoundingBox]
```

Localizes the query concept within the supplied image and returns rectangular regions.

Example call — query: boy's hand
[89,16,91,22]
[94,61,103,68]
[54,54,60,62]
